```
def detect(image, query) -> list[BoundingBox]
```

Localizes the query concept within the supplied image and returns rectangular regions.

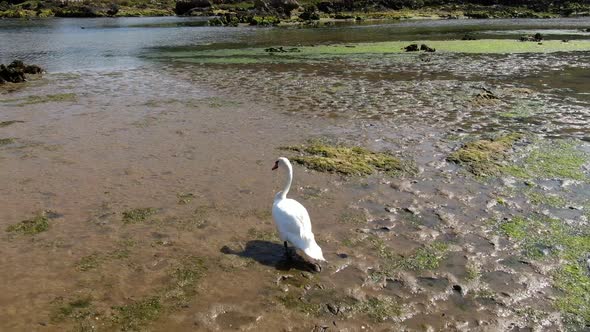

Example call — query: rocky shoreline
[1,0,589,21]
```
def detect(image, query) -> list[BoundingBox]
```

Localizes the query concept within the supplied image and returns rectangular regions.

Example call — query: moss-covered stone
[6,212,50,235]
[447,133,523,177]
[18,93,77,105]
[282,140,416,176]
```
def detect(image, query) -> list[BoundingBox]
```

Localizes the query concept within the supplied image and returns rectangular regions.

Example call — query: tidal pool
[1,17,589,331]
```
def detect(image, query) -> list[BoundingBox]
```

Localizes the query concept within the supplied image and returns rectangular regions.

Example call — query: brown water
[1,17,590,331]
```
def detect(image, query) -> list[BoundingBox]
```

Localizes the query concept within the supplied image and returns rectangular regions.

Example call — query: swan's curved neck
[280,161,293,200]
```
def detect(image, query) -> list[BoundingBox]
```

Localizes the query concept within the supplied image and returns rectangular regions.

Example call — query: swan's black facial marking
[272,160,279,170]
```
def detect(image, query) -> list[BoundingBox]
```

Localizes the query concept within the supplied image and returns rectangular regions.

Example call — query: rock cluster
[0,60,44,84]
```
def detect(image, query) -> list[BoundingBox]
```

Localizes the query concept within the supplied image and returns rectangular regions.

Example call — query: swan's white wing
[272,198,312,240]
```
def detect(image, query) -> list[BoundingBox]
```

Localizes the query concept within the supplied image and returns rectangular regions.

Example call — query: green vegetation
[247,227,278,241]
[0,138,16,146]
[368,236,448,274]
[155,40,590,65]
[177,192,195,205]
[278,292,323,316]
[122,208,157,224]
[76,253,102,272]
[0,120,24,127]
[525,190,567,208]
[6,211,50,235]
[358,296,401,321]
[112,297,162,331]
[496,215,590,324]
[57,255,207,330]
[447,133,523,177]
[50,296,93,323]
[282,140,415,176]
[1,93,78,106]
[503,140,588,181]
[75,241,134,271]
[339,210,367,226]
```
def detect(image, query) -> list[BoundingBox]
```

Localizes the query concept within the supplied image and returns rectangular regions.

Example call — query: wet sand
[1,22,590,331]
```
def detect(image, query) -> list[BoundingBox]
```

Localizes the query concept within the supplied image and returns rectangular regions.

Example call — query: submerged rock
[0,60,44,84]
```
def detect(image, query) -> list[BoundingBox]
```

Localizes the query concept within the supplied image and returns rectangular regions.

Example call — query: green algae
[6,211,49,235]
[447,133,523,177]
[75,241,135,271]
[0,120,24,127]
[503,140,588,181]
[282,141,415,176]
[155,40,590,65]
[358,296,401,321]
[496,214,590,324]
[247,227,278,241]
[339,210,367,226]
[370,236,448,272]
[164,255,207,307]
[278,292,323,316]
[50,296,93,323]
[396,242,449,271]
[525,190,567,208]
[176,192,195,205]
[16,93,77,105]
[112,297,162,331]
[76,253,102,272]
[554,263,590,325]
[0,138,16,146]
[122,208,157,224]
[105,256,206,330]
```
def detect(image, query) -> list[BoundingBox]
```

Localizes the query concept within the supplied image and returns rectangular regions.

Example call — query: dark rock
[264,46,300,53]
[270,0,299,16]
[254,0,270,11]
[404,44,419,52]
[0,60,44,84]
[420,44,436,52]
[175,0,212,15]
[316,1,333,13]
[462,33,477,40]
[299,5,320,21]
[519,33,543,42]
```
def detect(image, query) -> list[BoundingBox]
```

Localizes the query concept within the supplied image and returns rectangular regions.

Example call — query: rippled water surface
[1,17,590,331]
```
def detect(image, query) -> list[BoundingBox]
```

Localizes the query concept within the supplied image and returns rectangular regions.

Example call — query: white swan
[272,157,325,262]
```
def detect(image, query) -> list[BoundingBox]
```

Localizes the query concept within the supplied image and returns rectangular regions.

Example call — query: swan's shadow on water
[221,240,317,272]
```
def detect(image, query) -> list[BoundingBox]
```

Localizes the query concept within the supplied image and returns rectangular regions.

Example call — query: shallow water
[1,17,590,331]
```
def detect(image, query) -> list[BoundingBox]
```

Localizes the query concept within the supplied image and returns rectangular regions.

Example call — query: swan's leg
[284,241,292,260]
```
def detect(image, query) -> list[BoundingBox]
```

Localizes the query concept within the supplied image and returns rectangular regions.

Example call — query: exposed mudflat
[1,17,590,331]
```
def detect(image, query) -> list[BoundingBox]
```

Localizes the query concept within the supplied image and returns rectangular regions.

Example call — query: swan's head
[272,157,290,171]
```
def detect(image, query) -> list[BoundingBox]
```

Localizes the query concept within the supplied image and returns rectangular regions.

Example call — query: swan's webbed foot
[312,262,322,273]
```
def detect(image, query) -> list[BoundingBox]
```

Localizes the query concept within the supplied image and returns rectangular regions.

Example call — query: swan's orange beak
[272,161,279,170]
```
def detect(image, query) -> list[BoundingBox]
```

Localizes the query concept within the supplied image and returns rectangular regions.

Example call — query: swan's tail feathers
[303,241,326,261]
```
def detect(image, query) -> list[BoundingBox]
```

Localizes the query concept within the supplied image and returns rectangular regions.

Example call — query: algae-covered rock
[447,133,523,177]
[0,60,44,84]
[282,141,416,176]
